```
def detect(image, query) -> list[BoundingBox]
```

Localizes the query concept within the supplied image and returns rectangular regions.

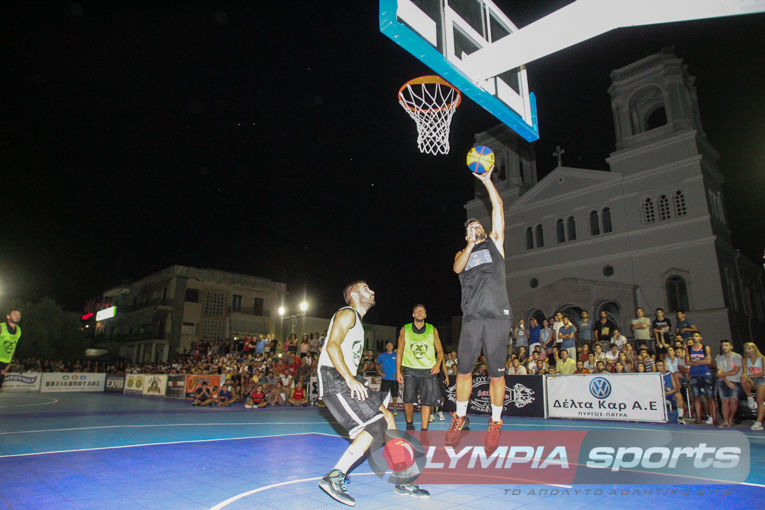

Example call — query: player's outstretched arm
[472,164,505,256]
[325,309,368,400]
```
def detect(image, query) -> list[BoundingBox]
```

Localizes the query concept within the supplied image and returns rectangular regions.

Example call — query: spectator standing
[685,331,717,425]
[593,310,616,349]
[376,341,399,414]
[540,319,554,356]
[558,316,577,359]
[715,340,742,428]
[528,318,541,354]
[513,319,528,354]
[742,342,765,430]
[652,308,672,356]
[631,308,652,352]
[576,311,593,348]
[552,313,564,349]
[675,311,698,341]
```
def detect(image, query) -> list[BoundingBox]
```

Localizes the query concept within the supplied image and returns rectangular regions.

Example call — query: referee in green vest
[0,308,22,391]
[396,304,444,431]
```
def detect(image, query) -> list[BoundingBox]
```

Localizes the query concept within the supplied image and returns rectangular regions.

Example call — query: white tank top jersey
[318,306,365,376]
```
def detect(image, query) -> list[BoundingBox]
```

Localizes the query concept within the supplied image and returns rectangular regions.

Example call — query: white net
[398,76,461,155]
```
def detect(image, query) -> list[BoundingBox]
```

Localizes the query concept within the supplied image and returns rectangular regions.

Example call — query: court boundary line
[0,431,339,458]
[0,421,334,435]
[0,397,59,409]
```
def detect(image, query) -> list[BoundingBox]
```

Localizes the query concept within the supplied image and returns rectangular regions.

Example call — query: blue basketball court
[1,393,764,509]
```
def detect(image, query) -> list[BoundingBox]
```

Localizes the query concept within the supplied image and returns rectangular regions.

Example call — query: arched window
[645,106,667,130]
[567,216,576,241]
[525,227,533,250]
[658,194,671,221]
[674,190,687,217]
[556,219,565,243]
[666,276,689,313]
[590,211,600,236]
[602,207,612,233]
[643,198,656,223]
[535,224,544,248]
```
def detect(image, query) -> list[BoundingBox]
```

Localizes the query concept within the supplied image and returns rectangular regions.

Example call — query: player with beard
[0,308,22,391]
[317,281,429,506]
[451,164,512,450]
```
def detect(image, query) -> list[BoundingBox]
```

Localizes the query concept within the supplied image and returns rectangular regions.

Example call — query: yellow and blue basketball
[466,145,495,174]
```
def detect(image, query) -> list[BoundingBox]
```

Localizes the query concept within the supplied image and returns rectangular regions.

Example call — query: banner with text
[184,375,221,398]
[546,373,666,422]
[40,373,106,392]
[2,372,42,392]
[142,374,168,396]
[123,374,145,395]
[105,373,125,393]
[166,375,187,398]
[443,375,545,418]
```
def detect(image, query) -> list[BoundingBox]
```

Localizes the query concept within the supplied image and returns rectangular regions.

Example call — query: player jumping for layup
[450,164,512,448]
[318,281,429,506]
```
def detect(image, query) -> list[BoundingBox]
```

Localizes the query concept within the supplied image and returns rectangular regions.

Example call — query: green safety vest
[0,323,21,364]
[401,323,437,369]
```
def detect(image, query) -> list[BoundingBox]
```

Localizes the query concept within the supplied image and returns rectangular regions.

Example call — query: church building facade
[464,48,764,349]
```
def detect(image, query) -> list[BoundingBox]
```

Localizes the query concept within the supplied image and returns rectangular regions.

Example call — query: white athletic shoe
[748,396,757,410]
[705,416,714,425]
[429,414,436,423]
[438,411,445,421]
[751,421,763,431]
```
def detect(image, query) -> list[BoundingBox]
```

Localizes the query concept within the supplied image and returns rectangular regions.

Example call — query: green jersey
[0,323,22,364]
[401,323,437,369]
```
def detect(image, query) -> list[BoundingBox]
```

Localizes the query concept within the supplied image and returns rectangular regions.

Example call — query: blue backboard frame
[380,0,539,142]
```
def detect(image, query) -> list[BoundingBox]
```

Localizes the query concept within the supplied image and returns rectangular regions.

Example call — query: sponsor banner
[124,374,145,394]
[367,429,749,485]
[166,375,187,398]
[184,375,221,398]
[40,373,106,392]
[443,375,545,418]
[546,373,666,422]
[142,374,168,396]
[105,373,125,393]
[2,372,42,392]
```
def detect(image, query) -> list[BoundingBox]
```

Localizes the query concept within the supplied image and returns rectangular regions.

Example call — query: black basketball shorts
[457,318,512,377]
[402,366,441,407]
[379,378,399,398]
[319,366,390,440]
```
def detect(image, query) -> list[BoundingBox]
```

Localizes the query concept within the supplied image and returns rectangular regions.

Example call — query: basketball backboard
[380,0,539,142]
[381,0,765,144]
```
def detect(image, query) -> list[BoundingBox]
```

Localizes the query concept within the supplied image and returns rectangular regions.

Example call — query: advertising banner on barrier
[124,374,145,394]
[40,373,106,392]
[546,373,666,422]
[184,375,221,398]
[142,374,168,396]
[443,375,546,418]
[166,375,187,398]
[2,372,42,392]
[105,373,125,393]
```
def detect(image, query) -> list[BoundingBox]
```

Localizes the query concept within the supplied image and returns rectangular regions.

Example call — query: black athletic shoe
[319,469,355,507]
[405,422,415,431]
[394,484,430,498]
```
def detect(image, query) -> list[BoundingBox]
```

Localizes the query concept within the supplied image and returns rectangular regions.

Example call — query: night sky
[3,1,764,327]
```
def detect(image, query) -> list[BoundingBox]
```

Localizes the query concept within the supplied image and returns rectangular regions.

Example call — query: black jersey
[458,238,512,320]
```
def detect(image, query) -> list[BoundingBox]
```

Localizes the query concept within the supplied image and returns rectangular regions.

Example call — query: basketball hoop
[398,75,461,155]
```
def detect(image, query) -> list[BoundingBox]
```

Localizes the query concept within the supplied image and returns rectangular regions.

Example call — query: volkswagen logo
[589,377,612,399]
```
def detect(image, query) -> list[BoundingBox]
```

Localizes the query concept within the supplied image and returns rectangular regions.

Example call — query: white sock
[334,441,366,473]
[678,408,684,417]
[456,400,468,417]
[491,405,503,422]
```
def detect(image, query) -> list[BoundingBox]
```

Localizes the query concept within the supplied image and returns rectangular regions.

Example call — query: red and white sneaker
[484,419,503,454]
[446,413,470,447]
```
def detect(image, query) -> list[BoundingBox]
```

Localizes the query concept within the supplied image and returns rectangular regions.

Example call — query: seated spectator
[637,347,655,372]
[359,350,377,376]
[507,357,527,375]
[210,385,220,406]
[245,385,267,408]
[613,361,626,374]
[611,329,627,352]
[595,361,607,374]
[299,335,311,357]
[658,359,689,423]
[605,343,620,364]
[636,362,647,373]
[553,349,576,375]
[623,342,637,364]
[517,346,529,366]
[267,382,286,406]
[574,360,590,374]
[193,382,213,407]
[535,359,548,375]
[218,384,234,406]
[618,352,633,373]
[527,351,541,374]
[287,380,308,406]
[584,353,597,371]
[593,344,606,363]
[579,343,591,363]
